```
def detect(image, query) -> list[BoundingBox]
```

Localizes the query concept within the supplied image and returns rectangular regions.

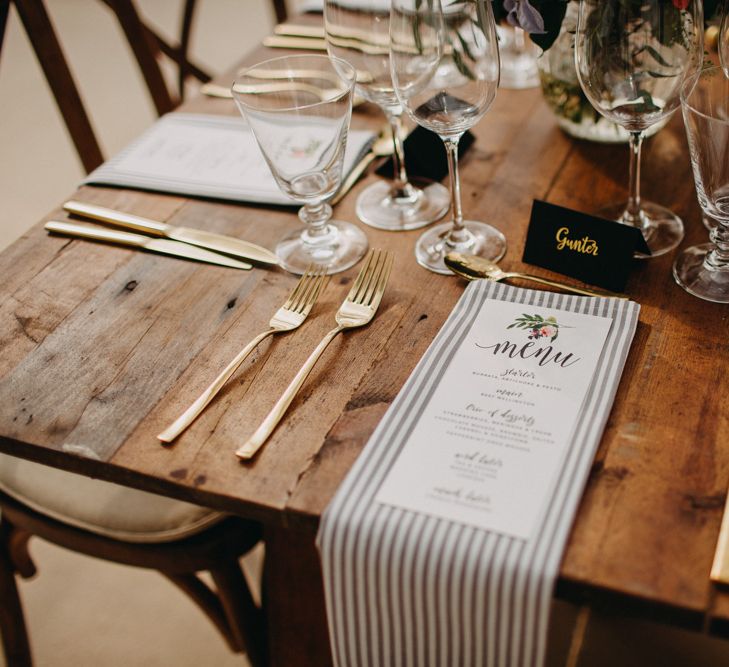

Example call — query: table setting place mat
[317,280,640,667]
[83,113,376,206]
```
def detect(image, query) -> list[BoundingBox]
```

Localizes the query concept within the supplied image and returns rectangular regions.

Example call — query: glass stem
[300,202,332,241]
[706,219,729,270]
[625,131,644,226]
[444,137,468,244]
[386,111,412,199]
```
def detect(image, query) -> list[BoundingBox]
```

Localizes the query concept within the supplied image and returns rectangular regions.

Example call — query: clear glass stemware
[498,25,540,89]
[575,0,703,258]
[389,0,506,274]
[673,65,729,302]
[232,54,368,275]
[720,1,729,76]
[324,0,451,231]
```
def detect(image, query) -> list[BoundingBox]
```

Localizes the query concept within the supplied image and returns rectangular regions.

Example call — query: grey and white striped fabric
[317,280,640,667]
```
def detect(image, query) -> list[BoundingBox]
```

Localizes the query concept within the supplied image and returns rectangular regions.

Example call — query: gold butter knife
[45,221,252,269]
[64,201,279,266]
[262,35,328,51]
[274,23,326,39]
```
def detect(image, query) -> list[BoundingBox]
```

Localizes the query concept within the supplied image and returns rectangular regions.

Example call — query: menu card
[376,298,613,540]
[84,113,376,206]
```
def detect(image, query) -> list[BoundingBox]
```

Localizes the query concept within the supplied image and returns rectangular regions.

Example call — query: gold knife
[262,35,328,51]
[274,23,326,39]
[45,221,252,270]
[64,201,279,266]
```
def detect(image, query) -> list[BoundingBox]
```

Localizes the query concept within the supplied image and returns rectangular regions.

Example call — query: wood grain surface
[1,28,729,664]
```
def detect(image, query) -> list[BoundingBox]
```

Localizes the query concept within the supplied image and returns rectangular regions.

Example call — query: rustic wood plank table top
[1,29,729,665]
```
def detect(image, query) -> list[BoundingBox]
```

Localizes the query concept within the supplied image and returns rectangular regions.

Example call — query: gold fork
[158,265,328,444]
[236,249,394,460]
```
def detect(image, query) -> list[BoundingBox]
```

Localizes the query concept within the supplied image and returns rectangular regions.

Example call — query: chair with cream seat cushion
[0,455,266,667]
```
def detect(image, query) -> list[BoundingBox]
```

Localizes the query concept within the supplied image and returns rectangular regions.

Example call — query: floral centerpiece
[489,0,721,141]
[492,0,721,49]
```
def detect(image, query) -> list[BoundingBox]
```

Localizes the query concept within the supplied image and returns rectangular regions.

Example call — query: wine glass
[575,0,703,257]
[232,55,368,275]
[673,65,729,302]
[324,0,450,231]
[389,0,506,274]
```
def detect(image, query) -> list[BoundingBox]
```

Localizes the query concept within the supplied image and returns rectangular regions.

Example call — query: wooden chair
[0,456,267,667]
[0,0,288,173]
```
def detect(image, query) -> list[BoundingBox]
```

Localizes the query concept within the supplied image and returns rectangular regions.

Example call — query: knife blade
[262,35,328,51]
[273,23,326,39]
[63,201,280,266]
[45,221,252,270]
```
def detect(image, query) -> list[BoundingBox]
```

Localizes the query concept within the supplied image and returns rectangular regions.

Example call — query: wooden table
[1,36,728,666]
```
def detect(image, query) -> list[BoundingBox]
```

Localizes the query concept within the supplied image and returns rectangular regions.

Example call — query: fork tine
[283,264,319,310]
[296,265,328,314]
[367,251,393,311]
[290,264,321,312]
[281,266,312,309]
[359,250,386,306]
[348,249,377,302]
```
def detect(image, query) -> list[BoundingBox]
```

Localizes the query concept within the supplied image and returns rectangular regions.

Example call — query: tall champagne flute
[575,0,703,257]
[325,0,451,231]
[390,0,506,274]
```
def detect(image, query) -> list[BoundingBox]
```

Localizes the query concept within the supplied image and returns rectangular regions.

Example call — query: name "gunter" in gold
[555,227,598,256]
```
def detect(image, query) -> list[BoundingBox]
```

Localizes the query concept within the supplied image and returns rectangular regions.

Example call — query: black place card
[375,126,475,182]
[522,200,650,292]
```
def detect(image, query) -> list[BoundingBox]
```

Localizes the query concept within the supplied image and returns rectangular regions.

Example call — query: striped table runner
[317,280,640,667]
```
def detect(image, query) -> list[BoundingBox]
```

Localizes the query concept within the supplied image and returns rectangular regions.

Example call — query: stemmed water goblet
[324,0,451,231]
[232,54,368,275]
[673,65,729,302]
[575,0,703,257]
[389,0,506,274]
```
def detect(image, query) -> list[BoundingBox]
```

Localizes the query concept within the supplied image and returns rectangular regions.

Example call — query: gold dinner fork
[236,249,394,460]
[158,265,328,444]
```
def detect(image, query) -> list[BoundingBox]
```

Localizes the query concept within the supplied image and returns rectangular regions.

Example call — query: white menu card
[84,113,375,206]
[376,298,614,540]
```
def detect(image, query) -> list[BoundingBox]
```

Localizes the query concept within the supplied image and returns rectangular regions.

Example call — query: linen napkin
[317,280,640,667]
[83,113,375,206]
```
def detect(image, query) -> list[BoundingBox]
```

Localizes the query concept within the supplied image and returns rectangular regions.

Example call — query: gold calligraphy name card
[523,200,650,291]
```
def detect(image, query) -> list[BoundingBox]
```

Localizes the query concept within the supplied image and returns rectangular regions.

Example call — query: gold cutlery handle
[506,272,627,299]
[236,325,344,460]
[45,220,149,247]
[157,329,275,444]
[200,83,233,99]
[64,200,169,236]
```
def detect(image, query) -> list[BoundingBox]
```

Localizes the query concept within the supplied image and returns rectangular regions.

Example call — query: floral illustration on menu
[507,313,567,342]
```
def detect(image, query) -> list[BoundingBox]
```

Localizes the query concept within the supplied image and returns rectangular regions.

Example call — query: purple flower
[503,0,547,34]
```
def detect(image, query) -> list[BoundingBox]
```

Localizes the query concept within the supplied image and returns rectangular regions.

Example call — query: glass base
[598,200,684,258]
[415,220,507,275]
[276,220,368,275]
[355,178,450,231]
[673,243,729,303]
